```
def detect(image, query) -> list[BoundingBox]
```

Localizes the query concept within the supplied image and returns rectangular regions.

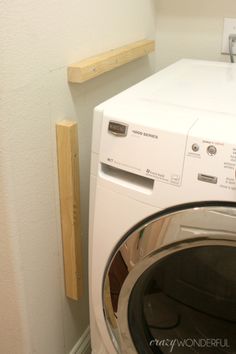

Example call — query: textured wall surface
[0,1,155,353]
[154,0,236,70]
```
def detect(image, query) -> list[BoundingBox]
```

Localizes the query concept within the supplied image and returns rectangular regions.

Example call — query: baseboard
[70,326,91,354]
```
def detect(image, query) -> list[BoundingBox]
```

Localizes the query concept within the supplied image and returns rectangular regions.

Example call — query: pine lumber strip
[56,121,83,300]
[68,39,155,83]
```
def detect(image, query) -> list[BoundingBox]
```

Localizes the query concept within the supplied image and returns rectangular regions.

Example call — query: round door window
[103,202,236,353]
[128,244,236,353]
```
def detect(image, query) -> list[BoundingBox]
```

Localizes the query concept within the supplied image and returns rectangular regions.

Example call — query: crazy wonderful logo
[149,338,230,353]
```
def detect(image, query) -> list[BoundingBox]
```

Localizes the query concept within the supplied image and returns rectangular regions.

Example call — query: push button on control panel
[198,173,218,184]
[207,145,217,156]
[192,143,199,152]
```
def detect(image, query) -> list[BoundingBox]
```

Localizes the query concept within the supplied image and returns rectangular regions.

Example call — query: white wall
[154,0,236,70]
[0,1,155,353]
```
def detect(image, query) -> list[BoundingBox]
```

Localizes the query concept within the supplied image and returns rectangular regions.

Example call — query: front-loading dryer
[89,59,236,354]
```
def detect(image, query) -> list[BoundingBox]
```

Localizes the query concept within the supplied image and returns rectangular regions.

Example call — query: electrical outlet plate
[222,18,236,54]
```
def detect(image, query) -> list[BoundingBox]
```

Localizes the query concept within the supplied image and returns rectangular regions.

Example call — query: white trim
[70,326,91,354]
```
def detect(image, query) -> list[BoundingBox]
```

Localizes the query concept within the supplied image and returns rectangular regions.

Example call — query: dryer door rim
[102,201,236,353]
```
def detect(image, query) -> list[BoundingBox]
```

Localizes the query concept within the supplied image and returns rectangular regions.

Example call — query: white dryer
[89,59,236,354]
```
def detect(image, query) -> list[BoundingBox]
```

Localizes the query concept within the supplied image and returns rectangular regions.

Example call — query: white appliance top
[93,59,236,205]
[96,59,236,147]
[99,59,236,117]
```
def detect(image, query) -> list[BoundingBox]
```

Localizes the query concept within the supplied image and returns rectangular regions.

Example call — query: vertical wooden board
[56,121,83,300]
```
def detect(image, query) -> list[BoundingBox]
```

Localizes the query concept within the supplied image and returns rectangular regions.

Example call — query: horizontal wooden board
[68,39,155,83]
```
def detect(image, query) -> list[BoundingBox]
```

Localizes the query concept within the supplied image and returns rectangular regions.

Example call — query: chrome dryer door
[103,202,236,354]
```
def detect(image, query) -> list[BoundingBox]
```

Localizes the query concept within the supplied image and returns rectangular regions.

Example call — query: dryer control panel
[184,115,236,193]
[99,116,192,188]
[185,137,236,191]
